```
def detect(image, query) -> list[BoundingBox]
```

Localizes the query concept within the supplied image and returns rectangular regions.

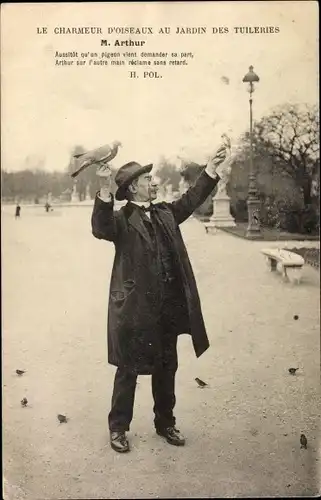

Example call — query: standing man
[91,144,227,453]
[15,203,21,219]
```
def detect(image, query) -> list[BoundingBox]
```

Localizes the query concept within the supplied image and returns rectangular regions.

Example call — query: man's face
[130,172,158,202]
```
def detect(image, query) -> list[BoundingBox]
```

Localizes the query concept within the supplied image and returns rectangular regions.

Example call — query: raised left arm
[169,169,220,225]
[169,143,227,224]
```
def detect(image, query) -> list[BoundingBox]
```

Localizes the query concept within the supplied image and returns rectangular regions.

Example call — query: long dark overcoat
[91,170,219,374]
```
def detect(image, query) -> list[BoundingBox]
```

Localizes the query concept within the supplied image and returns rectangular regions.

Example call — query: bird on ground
[21,397,28,407]
[195,377,208,388]
[16,369,26,376]
[288,367,299,375]
[71,140,122,178]
[293,315,299,320]
[57,414,68,423]
[300,433,307,449]
[221,76,230,85]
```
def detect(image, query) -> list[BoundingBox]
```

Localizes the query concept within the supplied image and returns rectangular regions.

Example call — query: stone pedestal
[71,184,79,203]
[204,193,236,234]
[165,185,173,202]
[85,184,91,201]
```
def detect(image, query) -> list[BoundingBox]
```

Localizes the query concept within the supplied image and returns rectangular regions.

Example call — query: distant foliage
[1,144,105,203]
[155,157,181,191]
[1,168,72,203]
[179,161,217,217]
[67,145,104,200]
[229,103,319,234]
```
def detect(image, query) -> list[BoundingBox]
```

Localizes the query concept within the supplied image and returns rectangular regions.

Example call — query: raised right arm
[91,164,120,242]
[91,193,121,242]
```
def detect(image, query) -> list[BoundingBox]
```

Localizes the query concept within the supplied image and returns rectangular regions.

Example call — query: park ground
[2,204,320,499]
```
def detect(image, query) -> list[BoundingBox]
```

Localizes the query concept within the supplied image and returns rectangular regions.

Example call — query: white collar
[131,200,152,208]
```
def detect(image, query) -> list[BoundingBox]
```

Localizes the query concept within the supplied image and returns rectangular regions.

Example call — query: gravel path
[2,206,320,499]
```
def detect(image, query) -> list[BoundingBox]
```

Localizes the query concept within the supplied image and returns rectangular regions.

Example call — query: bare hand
[206,144,228,175]
[96,163,112,178]
[96,163,112,199]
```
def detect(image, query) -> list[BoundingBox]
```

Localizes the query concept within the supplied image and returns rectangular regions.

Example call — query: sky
[1,1,319,173]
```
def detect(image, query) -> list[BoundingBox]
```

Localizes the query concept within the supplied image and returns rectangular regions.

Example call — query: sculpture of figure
[215,134,232,196]
[165,184,173,202]
[216,159,232,196]
[71,182,79,202]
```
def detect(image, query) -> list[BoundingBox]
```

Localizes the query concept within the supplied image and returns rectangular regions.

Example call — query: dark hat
[115,161,153,201]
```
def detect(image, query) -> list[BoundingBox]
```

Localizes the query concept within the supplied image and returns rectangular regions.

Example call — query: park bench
[261,248,305,284]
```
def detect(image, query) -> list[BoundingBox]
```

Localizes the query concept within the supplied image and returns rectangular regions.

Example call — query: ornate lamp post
[242,65,262,238]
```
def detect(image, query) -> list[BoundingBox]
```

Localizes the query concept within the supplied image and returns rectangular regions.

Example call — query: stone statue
[204,133,236,230]
[216,158,232,196]
[165,184,173,201]
[71,182,79,202]
[215,134,232,197]
[85,183,91,200]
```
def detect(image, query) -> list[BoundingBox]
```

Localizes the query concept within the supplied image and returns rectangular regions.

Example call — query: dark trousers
[108,282,184,432]
[108,333,178,432]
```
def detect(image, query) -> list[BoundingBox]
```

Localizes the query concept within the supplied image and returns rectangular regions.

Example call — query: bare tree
[254,103,319,205]
[155,156,181,190]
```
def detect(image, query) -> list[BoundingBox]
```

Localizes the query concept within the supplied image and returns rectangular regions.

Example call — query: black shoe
[110,431,130,453]
[156,426,186,446]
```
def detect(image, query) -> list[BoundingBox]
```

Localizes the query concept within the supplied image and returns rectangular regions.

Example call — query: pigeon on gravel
[220,76,230,85]
[288,367,299,375]
[57,414,68,423]
[300,434,307,449]
[16,369,26,376]
[195,377,208,388]
[21,397,28,407]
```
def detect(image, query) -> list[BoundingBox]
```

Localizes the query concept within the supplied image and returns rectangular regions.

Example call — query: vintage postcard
[1,2,319,499]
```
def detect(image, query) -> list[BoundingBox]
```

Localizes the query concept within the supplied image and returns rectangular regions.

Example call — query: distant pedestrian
[15,204,21,218]
[45,202,51,213]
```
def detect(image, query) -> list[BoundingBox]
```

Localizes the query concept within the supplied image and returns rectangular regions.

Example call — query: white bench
[261,248,305,284]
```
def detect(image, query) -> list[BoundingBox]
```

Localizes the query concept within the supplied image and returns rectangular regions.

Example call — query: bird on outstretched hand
[221,133,231,154]
[195,377,208,388]
[300,433,307,449]
[16,369,26,376]
[288,367,299,375]
[57,414,68,423]
[71,140,122,178]
[21,397,28,407]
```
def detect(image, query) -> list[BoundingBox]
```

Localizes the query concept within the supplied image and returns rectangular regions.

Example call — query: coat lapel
[126,203,154,249]
[154,205,177,241]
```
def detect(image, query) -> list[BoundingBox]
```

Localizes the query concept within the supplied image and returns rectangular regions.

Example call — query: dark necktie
[140,204,154,213]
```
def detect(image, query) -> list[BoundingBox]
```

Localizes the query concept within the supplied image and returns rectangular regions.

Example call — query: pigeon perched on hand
[195,377,208,388]
[221,133,231,153]
[16,369,26,376]
[300,433,307,449]
[71,140,122,178]
[21,397,28,407]
[57,414,68,423]
[288,367,299,375]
